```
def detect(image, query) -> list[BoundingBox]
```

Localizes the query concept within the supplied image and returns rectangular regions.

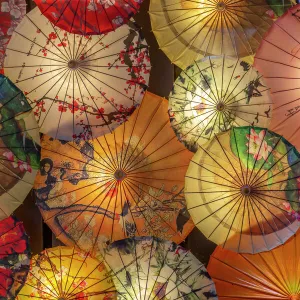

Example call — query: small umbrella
[207,231,300,299]
[0,216,31,299]
[149,0,273,70]
[0,0,26,74]
[102,236,218,300]
[4,7,151,141]
[254,4,300,150]
[0,74,40,219]
[34,91,194,258]
[17,246,116,300]
[34,0,144,35]
[185,126,300,254]
[169,56,272,152]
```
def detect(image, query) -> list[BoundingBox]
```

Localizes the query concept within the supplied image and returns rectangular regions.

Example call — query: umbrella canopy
[0,74,40,219]
[185,126,300,253]
[207,231,300,299]
[101,236,218,300]
[254,4,300,150]
[4,7,151,141]
[169,56,272,152]
[17,246,116,300]
[0,216,31,300]
[34,0,144,35]
[34,91,195,258]
[149,0,273,70]
[0,0,26,74]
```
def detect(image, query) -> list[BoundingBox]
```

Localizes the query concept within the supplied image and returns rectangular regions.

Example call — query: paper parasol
[207,231,300,299]
[34,91,194,258]
[17,246,116,300]
[101,236,218,300]
[0,0,26,74]
[169,56,272,152]
[4,7,151,141]
[34,0,144,35]
[0,216,31,299]
[149,0,273,70]
[254,4,300,150]
[185,126,300,253]
[0,74,40,219]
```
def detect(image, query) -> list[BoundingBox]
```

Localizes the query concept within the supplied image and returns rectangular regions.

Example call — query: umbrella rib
[232,127,246,184]
[38,0,59,14]
[237,194,247,252]
[51,0,72,29]
[143,238,156,300]
[62,246,76,297]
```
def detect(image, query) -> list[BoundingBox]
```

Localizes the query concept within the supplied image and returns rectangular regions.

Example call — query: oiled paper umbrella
[185,126,300,253]
[34,0,144,35]
[254,4,300,150]
[102,236,218,300]
[149,0,273,70]
[17,246,116,300]
[34,92,194,258]
[169,56,272,152]
[4,7,151,141]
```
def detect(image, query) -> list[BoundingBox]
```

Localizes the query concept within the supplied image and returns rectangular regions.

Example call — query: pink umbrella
[254,4,300,149]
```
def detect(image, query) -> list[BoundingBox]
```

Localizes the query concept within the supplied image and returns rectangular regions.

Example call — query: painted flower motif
[112,16,124,26]
[246,129,272,161]
[98,0,116,8]
[3,151,14,162]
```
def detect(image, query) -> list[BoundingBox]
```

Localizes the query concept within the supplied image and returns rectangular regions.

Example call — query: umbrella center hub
[114,169,127,181]
[241,185,252,196]
[216,102,226,111]
[68,59,81,70]
[216,1,226,10]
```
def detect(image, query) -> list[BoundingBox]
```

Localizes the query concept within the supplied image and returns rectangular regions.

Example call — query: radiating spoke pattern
[169,56,272,152]
[254,4,300,150]
[34,92,194,259]
[185,126,300,253]
[208,231,300,299]
[101,236,218,300]
[149,0,274,69]
[4,7,151,141]
[17,246,117,300]
[35,0,144,35]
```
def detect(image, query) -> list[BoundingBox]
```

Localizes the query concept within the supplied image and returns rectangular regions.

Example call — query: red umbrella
[34,0,144,35]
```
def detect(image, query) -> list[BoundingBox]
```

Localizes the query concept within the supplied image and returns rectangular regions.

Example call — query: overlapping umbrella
[102,236,218,300]
[0,0,26,74]
[34,92,194,258]
[254,4,300,149]
[169,56,272,152]
[0,74,40,219]
[4,7,151,141]
[149,0,273,70]
[185,126,300,253]
[34,0,144,35]
[17,246,116,300]
[208,231,300,299]
[0,216,31,299]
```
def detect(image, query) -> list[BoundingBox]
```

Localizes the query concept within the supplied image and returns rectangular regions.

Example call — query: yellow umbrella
[149,0,273,70]
[17,246,116,300]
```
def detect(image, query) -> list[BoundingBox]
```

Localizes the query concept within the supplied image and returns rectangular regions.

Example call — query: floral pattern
[35,0,143,35]
[4,8,151,141]
[102,236,218,300]
[0,216,31,300]
[0,0,26,74]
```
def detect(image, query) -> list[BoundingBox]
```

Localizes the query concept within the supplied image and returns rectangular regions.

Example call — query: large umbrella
[149,0,273,70]
[185,126,300,253]
[34,0,144,35]
[169,56,272,152]
[207,231,300,299]
[102,236,218,300]
[254,4,300,150]
[34,91,195,258]
[0,216,31,299]
[17,246,116,300]
[0,0,26,74]
[0,74,40,219]
[4,7,151,141]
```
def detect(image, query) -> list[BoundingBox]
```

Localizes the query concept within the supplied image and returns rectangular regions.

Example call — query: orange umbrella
[208,231,300,299]
[34,92,194,258]
[254,4,300,149]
